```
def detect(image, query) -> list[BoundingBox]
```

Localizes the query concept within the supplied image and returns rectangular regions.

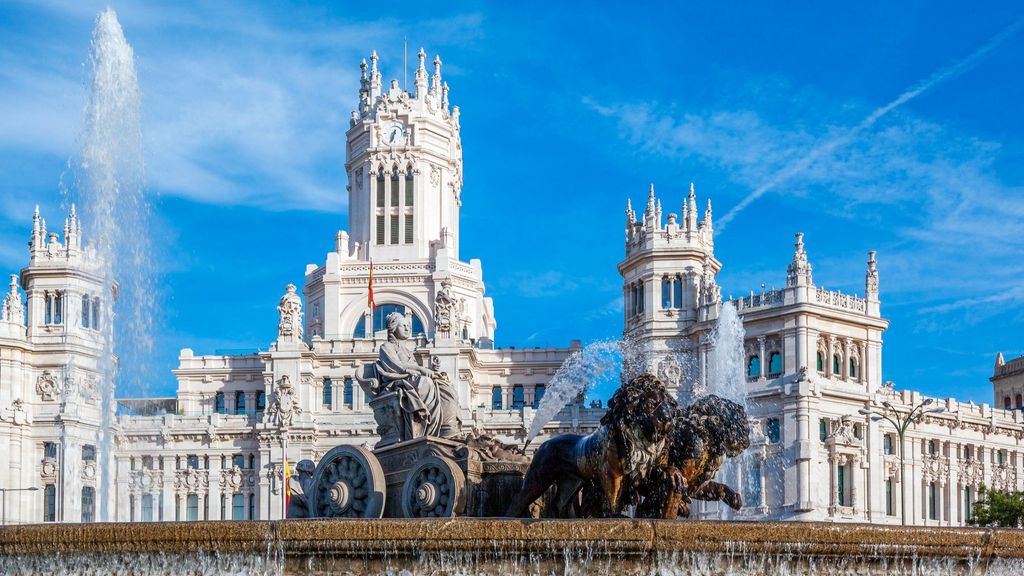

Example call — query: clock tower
[344,49,463,262]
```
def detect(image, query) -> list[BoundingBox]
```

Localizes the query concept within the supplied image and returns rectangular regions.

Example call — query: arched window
[323,378,332,407]
[344,378,354,408]
[849,358,858,379]
[235,391,246,415]
[767,352,782,376]
[1017,394,1023,409]
[833,354,842,376]
[661,277,671,309]
[928,440,938,455]
[353,304,425,338]
[43,484,56,522]
[92,298,101,330]
[1005,396,1013,410]
[81,294,91,328]
[214,392,225,414]
[816,351,825,372]
[512,385,525,410]
[747,355,761,378]
[673,275,683,309]
[54,291,63,324]
[81,487,95,523]
[248,454,256,469]
[256,391,265,413]
[491,386,503,410]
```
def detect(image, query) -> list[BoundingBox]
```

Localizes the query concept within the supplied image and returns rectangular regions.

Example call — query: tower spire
[786,232,813,287]
[686,182,698,230]
[414,48,427,97]
[431,54,442,96]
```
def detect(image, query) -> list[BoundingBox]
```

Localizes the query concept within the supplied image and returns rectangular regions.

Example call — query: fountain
[5,9,1024,576]
[70,7,155,523]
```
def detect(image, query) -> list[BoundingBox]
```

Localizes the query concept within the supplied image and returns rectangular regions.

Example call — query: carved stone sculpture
[2,274,23,324]
[433,277,458,337]
[36,371,59,401]
[285,459,317,518]
[277,283,303,342]
[265,375,302,428]
[353,312,461,444]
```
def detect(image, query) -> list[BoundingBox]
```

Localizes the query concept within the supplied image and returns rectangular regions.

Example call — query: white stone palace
[0,50,1021,526]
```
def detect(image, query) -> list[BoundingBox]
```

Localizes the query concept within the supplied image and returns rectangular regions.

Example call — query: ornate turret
[1,274,24,325]
[414,48,427,97]
[786,233,813,288]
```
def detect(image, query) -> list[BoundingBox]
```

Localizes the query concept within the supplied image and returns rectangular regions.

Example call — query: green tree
[968,485,1024,528]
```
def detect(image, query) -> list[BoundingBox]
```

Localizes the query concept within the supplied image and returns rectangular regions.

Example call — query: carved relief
[265,375,302,428]
[36,371,59,401]
[2,274,24,324]
[433,277,457,336]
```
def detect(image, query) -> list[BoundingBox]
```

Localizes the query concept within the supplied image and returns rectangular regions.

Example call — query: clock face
[385,122,405,145]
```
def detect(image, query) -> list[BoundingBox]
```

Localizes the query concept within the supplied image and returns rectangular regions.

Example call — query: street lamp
[859,398,945,526]
[0,486,40,526]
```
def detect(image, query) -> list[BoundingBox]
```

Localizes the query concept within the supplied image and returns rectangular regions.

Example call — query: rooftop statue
[355,311,461,443]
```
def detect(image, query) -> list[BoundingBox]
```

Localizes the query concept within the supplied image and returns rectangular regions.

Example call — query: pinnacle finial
[689,182,695,197]
[996,352,1005,367]
[795,232,805,251]
[33,205,40,218]
[649,182,655,198]
[418,47,426,67]
[706,198,712,212]
[70,203,77,218]
[626,198,632,211]
[370,50,379,70]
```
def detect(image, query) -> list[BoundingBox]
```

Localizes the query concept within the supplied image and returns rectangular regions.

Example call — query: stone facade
[0,50,1021,527]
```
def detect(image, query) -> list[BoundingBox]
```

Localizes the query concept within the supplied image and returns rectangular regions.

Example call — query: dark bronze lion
[634,394,751,519]
[506,374,677,518]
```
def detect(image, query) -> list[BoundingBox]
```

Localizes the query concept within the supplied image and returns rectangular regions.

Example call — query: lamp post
[859,398,945,526]
[0,486,40,525]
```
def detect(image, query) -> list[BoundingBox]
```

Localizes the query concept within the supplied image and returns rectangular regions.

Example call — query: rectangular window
[232,494,245,520]
[390,175,399,207]
[883,434,894,455]
[43,484,56,522]
[130,495,136,522]
[175,495,181,521]
[404,213,413,244]
[885,479,894,516]
[248,494,255,520]
[766,418,781,444]
[376,176,385,207]
[232,454,245,468]
[819,418,829,442]
[187,455,199,469]
[964,488,974,521]
[533,385,546,409]
[187,494,199,521]
[390,215,399,244]
[928,482,938,520]
[512,385,525,410]
[673,276,683,309]
[141,494,154,522]
[344,378,353,408]
[743,461,762,509]
[81,294,90,328]
[661,278,671,309]
[82,445,96,462]
[45,294,52,324]
[376,215,385,245]
[323,379,332,407]
[491,386,503,410]
[836,464,847,506]
[54,292,63,324]
[44,442,57,459]
[405,172,414,206]
[220,495,227,519]
[92,299,101,330]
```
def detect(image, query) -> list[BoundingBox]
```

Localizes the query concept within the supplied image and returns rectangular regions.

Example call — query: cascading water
[524,340,633,445]
[68,8,155,522]
[702,301,747,404]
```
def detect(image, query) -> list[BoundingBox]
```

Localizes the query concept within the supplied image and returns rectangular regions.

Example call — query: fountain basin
[2,519,1024,574]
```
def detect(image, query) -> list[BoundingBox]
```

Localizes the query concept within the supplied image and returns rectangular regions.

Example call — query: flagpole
[282,434,287,520]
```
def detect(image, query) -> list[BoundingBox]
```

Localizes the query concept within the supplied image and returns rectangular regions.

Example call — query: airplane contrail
[717,20,1022,232]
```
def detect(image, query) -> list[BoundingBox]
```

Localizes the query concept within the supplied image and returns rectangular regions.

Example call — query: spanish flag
[284,454,292,512]
[367,259,376,310]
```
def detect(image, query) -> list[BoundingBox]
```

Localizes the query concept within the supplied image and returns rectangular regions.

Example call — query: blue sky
[1,1,1022,404]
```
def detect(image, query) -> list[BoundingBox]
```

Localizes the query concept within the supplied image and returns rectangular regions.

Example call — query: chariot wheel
[308,445,386,518]
[401,455,465,518]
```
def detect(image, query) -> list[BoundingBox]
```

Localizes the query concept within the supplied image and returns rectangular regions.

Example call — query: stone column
[208,468,222,520]
[757,337,766,378]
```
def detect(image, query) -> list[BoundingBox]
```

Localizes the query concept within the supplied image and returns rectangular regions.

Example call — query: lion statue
[506,374,677,518]
[634,394,751,519]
